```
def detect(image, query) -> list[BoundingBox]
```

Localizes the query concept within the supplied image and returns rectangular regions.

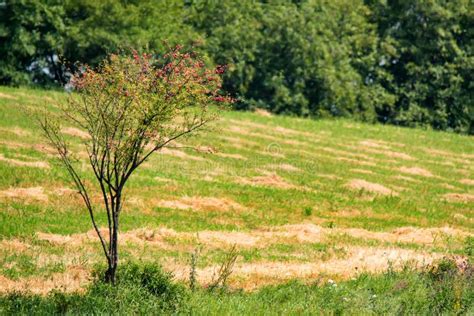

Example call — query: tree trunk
[104,228,118,283]
[104,261,117,284]
[105,195,121,284]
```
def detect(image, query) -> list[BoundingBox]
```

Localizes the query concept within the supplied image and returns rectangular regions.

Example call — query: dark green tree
[0,0,65,85]
[188,0,393,121]
[0,0,198,86]
[367,0,474,133]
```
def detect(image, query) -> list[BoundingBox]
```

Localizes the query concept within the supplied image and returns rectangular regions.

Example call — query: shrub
[38,46,231,284]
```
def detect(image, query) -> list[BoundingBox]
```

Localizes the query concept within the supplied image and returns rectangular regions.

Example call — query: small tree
[39,46,231,284]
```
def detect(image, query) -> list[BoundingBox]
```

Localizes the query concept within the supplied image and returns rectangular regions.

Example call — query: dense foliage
[1,0,473,133]
[368,0,474,133]
[0,0,197,85]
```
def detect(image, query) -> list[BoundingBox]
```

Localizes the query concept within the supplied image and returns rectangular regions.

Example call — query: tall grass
[1,258,472,315]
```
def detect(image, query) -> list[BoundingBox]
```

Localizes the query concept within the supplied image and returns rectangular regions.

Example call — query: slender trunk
[105,222,118,283]
[104,194,120,284]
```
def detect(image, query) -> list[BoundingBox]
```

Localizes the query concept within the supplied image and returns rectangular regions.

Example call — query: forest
[1,0,473,134]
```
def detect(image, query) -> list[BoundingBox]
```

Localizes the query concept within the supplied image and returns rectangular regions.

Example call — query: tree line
[1,0,473,133]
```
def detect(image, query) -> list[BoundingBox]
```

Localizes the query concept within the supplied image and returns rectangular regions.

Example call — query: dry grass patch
[228,125,252,135]
[237,172,297,190]
[424,148,456,157]
[350,168,374,175]
[346,179,396,196]
[453,213,468,221]
[343,226,470,245]
[156,196,246,212]
[218,136,261,149]
[254,108,272,117]
[0,154,49,168]
[393,175,421,183]
[159,148,205,161]
[0,239,30,252]
[195,145,217,154]
[399,166,434,177]
[440,183,457,190]
[266,163,301,172]
[363,147,414,161]
[36,232,75,246]
[0,265,89,295]
[272,126,315,138]
[317,174,341,180]
[0,126,31,137]
[0,187,48,201]
[61,127,91,140]
[359,140,392,150]
[443,193,474,203]
[169,246,443,290]
[1,142,58,156]
[459,179,474,186]
[0,92,17,100]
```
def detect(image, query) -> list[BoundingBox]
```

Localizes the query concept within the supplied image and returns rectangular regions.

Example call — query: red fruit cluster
[70,45,234,106]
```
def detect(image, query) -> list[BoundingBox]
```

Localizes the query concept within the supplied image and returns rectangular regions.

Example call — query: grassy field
[0,86,473,313]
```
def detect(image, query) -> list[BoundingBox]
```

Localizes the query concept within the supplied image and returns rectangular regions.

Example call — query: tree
[0,0,65,85]
[62,0,200,72]
[187,0,393,121]
[0,0,198,86]
[38,46,231,283]
[367,0,474,133]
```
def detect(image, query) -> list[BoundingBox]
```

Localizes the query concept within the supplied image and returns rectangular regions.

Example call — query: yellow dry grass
[399,166,434,177]
[443,193,474,203]
[0,154,49,169]
[61,127,91,140]
[169,246,443,290]
[0,265,89,295]
[0,187,49,201]
[346,179,396,196]
[155,196,246,212]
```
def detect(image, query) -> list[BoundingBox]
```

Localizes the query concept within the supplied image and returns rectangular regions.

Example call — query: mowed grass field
[0,86,473,298]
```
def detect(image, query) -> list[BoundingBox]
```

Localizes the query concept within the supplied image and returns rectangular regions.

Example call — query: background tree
[0,0,197,86]
[38,47,231,283]
[187,0,394,121]
[367,0,474,133]
[62,0,199,72]
[0,0,65,85]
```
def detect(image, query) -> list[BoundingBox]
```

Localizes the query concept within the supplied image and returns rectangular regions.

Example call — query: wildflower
[215,65,226,74]
[213,96,227,102]
[132,50,139,61]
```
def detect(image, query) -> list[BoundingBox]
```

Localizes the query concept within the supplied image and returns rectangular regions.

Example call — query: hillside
[0,86,473,294]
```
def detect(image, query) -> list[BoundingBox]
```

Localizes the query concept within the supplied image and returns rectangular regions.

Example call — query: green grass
[0,86,473,313]
[0,260,472,315]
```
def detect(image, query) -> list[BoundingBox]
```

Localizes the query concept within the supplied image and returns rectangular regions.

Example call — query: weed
[208,245,238,292]
[465,236,474,257]
[189,245,201,291]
